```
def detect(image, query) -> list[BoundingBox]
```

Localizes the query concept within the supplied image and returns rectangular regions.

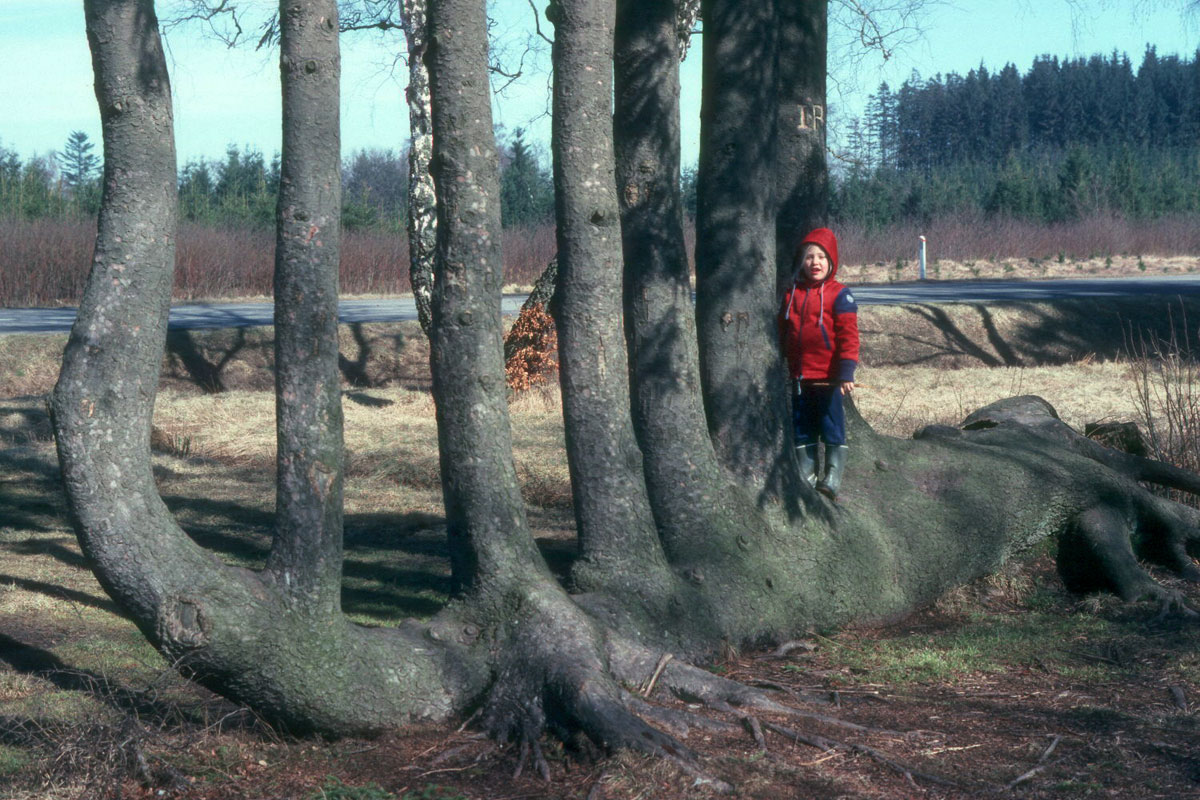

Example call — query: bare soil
[4,548,1197,800]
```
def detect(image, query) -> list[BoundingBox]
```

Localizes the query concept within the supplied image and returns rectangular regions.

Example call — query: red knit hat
[796,227,839,274]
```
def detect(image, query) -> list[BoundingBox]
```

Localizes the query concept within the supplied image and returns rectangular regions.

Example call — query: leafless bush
[5,212,1200,306]
[501,223,557,288]
[1,664,270,799]
[176,223,273,299]
[0,217,94,306]
[341,228,411,296]
[1128,310,1200,506]
[840,212,1200,265]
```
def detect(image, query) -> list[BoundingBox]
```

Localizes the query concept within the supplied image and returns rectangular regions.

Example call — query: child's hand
[839,381,855,395]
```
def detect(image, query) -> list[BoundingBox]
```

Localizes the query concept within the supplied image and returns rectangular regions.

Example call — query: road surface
[4,275,1200,335]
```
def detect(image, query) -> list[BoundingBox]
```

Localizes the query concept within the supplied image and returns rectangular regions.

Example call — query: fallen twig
[642,652,674,698]
[764,720,960,789]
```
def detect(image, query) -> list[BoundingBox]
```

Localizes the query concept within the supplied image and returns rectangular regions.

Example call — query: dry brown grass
[857,361,1138,437]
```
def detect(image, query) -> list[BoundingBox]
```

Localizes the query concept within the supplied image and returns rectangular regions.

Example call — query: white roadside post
[918,235,927,280]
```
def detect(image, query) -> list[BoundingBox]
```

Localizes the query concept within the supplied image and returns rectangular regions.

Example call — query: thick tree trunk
[694,0,790,487]
[268,0,345,611]
[613,0,794,588]
[54,0,185,633]
[399,0,437,336]
[548,0,672,592]
[775,0,828,281]
[425,0,549,598]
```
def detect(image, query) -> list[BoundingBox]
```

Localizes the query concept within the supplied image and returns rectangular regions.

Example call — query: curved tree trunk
[694,0,789,487]
[53,0,484,737]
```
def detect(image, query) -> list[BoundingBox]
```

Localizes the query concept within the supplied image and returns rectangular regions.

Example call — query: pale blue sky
[1,1,1197,168]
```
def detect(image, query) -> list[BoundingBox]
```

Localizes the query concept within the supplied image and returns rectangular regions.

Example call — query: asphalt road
[4,275,1200,335]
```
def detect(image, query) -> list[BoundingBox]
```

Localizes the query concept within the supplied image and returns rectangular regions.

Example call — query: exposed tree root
[960,396,1200,618]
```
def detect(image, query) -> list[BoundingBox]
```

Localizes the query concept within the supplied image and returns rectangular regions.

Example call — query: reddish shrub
[504,302,558,392]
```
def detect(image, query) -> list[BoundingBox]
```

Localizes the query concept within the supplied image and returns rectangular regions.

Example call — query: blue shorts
[793,382,846,446]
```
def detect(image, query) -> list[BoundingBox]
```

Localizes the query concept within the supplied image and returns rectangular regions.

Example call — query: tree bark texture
[614,0,788,581]
[775,0,828,282]
[399,0,437,337]
[548,0,672,593]
[269,0,346,611]
[694,0,790,487]
[426,0,549,598]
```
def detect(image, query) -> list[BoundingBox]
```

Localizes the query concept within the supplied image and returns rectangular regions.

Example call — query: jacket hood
[796,227,839,282]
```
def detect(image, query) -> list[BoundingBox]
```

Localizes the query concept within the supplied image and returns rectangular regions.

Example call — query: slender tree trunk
[614,0,777,575]
[548,0,671,591]
[426,0,549,598]
[268,0,345,611]
[775,0,828,281]
[400,0,437,336]
[694,0,789,487]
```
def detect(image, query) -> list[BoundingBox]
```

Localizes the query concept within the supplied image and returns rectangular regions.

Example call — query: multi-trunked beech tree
[53,0,1198,773]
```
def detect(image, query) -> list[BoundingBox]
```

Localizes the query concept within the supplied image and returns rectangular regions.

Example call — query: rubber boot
[795,444,819,487]
[817,445,848,500]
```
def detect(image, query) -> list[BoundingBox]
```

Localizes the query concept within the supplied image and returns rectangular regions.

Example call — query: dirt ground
[3,288,1200,799]
[3,475,1198,799]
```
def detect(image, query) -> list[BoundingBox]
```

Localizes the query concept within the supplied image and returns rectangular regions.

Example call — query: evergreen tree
[499,127,553,227]
[866,82,898,169]
[178,158,215,222]
[60,130,100,192]
[342,147,408,230]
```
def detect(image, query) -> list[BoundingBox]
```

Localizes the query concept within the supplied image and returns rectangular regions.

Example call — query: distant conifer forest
[831,47,1200,227]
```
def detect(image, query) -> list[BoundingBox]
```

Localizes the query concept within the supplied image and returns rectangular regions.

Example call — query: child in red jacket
[779,227,859,499]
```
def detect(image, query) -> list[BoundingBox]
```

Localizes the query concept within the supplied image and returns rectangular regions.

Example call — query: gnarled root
[476,590,731,789]
[471,590,969,792]
[961,396,1200,618]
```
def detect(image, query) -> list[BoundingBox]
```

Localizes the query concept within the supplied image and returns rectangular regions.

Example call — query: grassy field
[2,300,1200,799]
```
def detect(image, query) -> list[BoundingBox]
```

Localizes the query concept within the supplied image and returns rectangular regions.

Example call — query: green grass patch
[0,744,31,777]
[803,567,1167,686]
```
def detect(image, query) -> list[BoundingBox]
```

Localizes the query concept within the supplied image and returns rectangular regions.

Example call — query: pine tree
[60,130,100,192]
[499,127,553,227]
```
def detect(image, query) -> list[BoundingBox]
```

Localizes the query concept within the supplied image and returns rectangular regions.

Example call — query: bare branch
[526,0,554,45]
[830,0,933,63]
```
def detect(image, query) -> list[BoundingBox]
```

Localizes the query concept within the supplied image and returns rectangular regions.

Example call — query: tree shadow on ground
[895,304,1024,367]
[0,632,265,753]
[155,494,580,622]
[164,328,250,393]
[158,494,576,622]
[0,574,118,615]
[865,297,1200,369]
[338,322,376,387]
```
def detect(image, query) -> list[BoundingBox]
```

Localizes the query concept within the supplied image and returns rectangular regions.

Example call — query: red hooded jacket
[779,228,860,383]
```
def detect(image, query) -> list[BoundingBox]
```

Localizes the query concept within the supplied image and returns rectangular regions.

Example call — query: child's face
[799,244,830,282]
